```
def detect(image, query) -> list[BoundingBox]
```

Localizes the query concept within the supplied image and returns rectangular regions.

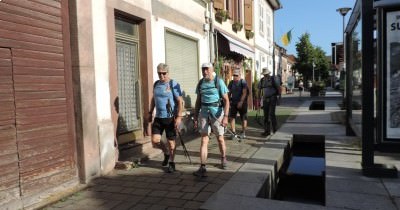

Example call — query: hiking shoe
[162,154,170,166]
[221,157,228,169]
[167,162,175,173]
[261,131,270,136]
[229,132,236,140]
[193,166,207,177]
[240,132,246,139]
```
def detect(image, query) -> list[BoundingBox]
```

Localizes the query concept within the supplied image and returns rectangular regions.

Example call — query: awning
[218,31,254,58]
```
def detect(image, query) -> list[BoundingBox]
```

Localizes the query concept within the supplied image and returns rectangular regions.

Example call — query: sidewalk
[43,89,400,210]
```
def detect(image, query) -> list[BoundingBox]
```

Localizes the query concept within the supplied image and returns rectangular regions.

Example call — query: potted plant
[245,30,254,39]
[215,9,229,23]
[310,81,326,96]
[232,21,243,32]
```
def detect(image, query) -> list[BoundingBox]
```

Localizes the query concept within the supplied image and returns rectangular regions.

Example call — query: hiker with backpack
[258,67,280,137]
[227,68,249,139]
[192,63,230,177]
[148,63,183,173]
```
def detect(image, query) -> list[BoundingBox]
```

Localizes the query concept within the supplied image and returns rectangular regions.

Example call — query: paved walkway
[43,89,400,210]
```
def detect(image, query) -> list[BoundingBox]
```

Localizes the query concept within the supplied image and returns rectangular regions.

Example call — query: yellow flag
[281,29,292,46]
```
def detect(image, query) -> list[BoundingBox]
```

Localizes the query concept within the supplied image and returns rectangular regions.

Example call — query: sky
[274,0,356,56]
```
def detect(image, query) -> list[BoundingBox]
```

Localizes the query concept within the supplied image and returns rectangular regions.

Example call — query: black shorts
[229,102,248,120]
[151,117,176,140]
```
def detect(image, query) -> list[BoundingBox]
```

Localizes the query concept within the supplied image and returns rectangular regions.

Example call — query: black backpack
[260,76,280,95]
[228,79,249,100]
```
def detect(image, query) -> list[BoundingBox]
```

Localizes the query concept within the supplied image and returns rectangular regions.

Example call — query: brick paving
[42,93,303,210]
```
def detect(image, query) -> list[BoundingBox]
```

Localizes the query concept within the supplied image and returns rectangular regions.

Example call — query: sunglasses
[157,72,167,75]
[233,75,239,77]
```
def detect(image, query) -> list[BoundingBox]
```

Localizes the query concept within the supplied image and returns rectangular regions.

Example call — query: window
[236,0,242,22]
[266,13,271,40]
[259,3,264,36]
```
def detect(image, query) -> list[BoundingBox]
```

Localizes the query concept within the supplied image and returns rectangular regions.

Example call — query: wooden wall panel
[0,0,77,201]
[0,48,20,205]
[0,1,61,24]
[0,11,61,32]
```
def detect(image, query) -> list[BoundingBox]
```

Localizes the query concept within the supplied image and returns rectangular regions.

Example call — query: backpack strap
[169,79,175,99]
[153,80,160,89]
[228,80,233,91]
[215,76,222,100]
[154,79,175,97]
[240,79,249,98]
[196,78,204,96]
[196,76,223,104]
[271,76,279,91]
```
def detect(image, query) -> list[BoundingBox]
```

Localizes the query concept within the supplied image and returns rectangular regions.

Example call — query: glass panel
[386,11,400,139]
[115,19,137,37]
[116,40,140,133]
[350,20,362,134]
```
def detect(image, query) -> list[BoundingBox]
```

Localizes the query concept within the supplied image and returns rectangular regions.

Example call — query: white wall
[254,0,274,79]
[92,0,116,174]
[151,5,209,82]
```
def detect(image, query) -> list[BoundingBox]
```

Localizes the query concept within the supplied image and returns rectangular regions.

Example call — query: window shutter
[228,0,234,20]
[244,0,253,30]
[214,0,224,10]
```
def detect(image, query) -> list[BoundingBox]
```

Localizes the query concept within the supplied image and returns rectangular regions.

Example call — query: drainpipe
[209,1,215,63]
[201,0,215,63]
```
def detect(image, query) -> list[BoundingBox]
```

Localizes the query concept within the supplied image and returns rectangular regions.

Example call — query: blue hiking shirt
[196,77,228,118]
[154,80,182,118]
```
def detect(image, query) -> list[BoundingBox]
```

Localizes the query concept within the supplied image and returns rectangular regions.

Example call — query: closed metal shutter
[165,31,199,108]
[0,0,76,200]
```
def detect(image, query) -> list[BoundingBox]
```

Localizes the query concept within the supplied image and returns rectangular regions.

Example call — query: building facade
[254,0,281,80]
[0,0,285,208]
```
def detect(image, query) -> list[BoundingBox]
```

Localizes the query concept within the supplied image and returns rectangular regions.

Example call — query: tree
[294,33,330,83]
[294,33,314,81]
[313,46,330,81]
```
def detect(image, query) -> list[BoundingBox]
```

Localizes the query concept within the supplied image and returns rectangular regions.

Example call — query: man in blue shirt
[149,63,183,173]
[228,68,248,139]
[193,63,230,177]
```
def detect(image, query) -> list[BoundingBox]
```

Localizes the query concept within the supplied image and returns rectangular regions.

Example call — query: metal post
[312,62,315,81]
[336,7,351,73]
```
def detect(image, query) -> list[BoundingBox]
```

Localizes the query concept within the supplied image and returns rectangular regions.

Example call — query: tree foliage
[313,46,330,81]
[294,33,314,81]
[294,33,329,82]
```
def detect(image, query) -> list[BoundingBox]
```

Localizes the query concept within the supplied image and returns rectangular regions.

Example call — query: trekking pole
[207,110,241,143]
[176,129,192,164]
[167,98,191,164]
[255,99,263,126]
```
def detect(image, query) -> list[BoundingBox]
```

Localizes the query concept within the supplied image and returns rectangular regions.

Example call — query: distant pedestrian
[193,63,230,177]
[298,79,304,98]
[258,68,280,136]
[149,63,183,173]
[287,75,294,94]
[228,68,249,139]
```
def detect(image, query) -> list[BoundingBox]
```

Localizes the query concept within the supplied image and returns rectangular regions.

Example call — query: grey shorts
[198,114,225,136]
